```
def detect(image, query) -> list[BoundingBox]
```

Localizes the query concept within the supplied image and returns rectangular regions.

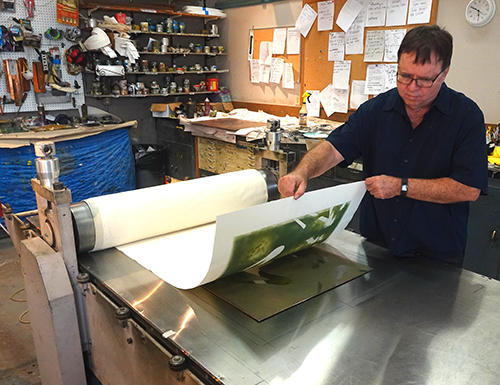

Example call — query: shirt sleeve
[449,101,488,194]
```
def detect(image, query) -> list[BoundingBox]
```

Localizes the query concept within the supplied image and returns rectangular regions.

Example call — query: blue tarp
[0,128,136,213]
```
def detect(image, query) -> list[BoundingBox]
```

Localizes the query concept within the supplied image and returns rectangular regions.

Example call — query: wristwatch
[401,177,408,197]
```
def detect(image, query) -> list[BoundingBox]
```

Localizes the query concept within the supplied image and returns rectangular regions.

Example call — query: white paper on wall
[295,3,318,37]
[318,0,335,31]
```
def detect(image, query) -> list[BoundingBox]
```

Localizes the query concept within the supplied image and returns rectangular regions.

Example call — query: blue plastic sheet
[0,128,135,213]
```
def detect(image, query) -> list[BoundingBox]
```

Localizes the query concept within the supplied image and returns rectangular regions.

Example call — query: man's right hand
[278,172,308,200]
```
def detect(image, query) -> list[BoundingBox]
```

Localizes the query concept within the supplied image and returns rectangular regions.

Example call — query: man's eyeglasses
[396,68,446,88]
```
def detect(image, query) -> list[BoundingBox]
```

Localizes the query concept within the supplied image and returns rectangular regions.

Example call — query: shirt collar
[383,83,451,115]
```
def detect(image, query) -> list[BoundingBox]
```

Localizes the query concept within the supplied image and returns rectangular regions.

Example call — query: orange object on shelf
[206,78,218,91]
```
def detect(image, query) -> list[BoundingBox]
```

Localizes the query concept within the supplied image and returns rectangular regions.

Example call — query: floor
[0,233,41,385]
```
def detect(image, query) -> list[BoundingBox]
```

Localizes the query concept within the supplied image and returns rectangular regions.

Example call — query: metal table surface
[79,230,500,385]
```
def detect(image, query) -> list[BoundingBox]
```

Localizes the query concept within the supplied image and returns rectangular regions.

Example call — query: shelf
[130,31,220,38]
[86,70,229,76]
[80,3,223,20]
[86,91,217,98]
[137,52,226,56]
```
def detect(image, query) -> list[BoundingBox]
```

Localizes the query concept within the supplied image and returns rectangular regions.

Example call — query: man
[278,25,488,265]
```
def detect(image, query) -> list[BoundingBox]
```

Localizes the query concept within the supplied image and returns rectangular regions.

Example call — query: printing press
[3,141,500,385]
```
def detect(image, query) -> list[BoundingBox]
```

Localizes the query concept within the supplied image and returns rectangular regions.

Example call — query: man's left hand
[365,175,401,199]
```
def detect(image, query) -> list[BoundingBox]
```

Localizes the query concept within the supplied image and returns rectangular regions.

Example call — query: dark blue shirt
[327,83,488,264]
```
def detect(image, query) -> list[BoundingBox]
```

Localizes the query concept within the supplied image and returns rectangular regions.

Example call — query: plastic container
[133,144,167,188]
[206,78,218,91]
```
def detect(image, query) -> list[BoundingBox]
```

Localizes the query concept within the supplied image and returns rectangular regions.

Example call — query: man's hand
[365,175,401,199]
[278,172,308,200]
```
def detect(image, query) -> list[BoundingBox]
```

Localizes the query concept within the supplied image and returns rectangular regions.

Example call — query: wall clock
[465,0,496,27]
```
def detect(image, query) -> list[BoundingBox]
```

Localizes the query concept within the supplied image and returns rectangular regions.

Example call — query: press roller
[70,168,279,254]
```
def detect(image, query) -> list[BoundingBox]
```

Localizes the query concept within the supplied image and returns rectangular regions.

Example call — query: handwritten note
[345,3,365,55]
[333,87,350,113]
[384,29,406,62]
[270,57,285,84]
[250,59,260,83]
[336,0,364,32]
[272,28,287,55]
[260,64,271,83]
[365,64,385,94]
[366,0,388,27]
[408,0,432,24]
[384,63,398,91]
[295,3,317,37]
[318,1,335,31]
[282,62,295,89]
[287,28,301,55]
[259,41,272,65]
[364,30,385,62]
[350,80,369,109]
[386,0,409,26]
[332,60,352,90]
[320,83,335,117]
[328,32,345,62]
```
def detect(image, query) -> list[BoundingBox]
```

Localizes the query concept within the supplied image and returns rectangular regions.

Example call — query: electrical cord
[10,287,30,324]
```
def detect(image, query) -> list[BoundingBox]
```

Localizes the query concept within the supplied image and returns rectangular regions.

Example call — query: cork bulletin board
[251,27,301,81]
[301,0,438,119]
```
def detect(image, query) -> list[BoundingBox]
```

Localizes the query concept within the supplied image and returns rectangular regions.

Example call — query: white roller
[84,169,268,251]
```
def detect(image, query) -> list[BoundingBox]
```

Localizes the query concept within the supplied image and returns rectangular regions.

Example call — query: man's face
[397,52,449,110]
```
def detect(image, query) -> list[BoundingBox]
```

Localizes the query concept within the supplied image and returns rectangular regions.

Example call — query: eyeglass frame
[396,67,447,88]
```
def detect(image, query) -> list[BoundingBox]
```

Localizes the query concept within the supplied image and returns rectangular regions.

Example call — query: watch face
[466,0,496,27]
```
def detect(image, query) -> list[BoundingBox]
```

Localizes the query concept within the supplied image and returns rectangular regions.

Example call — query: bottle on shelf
[204,97,211,116]
[299,91,311,129]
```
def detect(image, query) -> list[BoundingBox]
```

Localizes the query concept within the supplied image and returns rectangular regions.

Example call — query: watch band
[401,177,408,197]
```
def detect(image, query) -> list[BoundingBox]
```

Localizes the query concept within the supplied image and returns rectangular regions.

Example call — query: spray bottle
[299,91,311,129]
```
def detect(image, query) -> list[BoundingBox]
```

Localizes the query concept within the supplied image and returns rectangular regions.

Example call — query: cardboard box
[150,103,181,118]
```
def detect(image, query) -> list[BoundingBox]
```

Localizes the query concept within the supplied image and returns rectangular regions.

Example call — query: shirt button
[404,159,408,163]
[409,139,413,143]
[391,237,396,241]
[394,219,398,223]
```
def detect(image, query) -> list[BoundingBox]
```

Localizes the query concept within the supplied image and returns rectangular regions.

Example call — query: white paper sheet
[365,64,385,94]
[320,83,336,116]
[336,0,364,32]
[118,180,367,289]
[318,0,335,31]
[86,169,268,251]
[386,0,409,26]
[332,87,350,113]
[272,28,287,54]
[260,64,271,83]
[250,59,260,83]
[329,32,346,61]
[286,28,301,55]
[282,62,295,89]
[295,3,318,37]
[270,57,285,84]
[384,63,398,91]
[333,60,352,90]
[350,80,369,109]
[259,41,273,65]
[364,30,385,62]
[407,0,432,24]
[345,3,366,55]
[306,90,321,117]
[384,29,406,62]
[366,0,388,26]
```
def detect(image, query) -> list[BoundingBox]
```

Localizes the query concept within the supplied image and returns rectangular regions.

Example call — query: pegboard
[0,0,84,114]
